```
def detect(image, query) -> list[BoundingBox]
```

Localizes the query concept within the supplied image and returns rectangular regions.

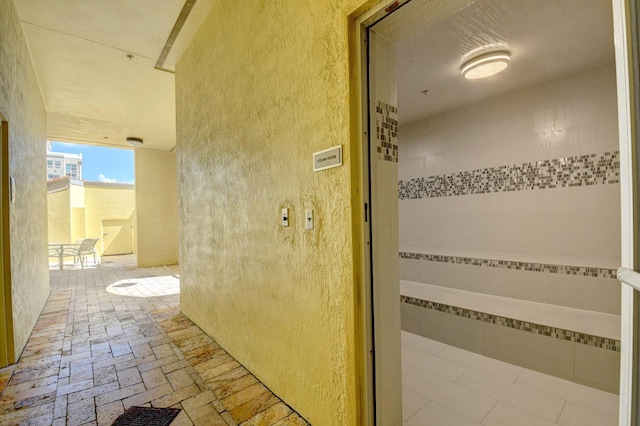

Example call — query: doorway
[0,112,14,368]
[356,0,638,424]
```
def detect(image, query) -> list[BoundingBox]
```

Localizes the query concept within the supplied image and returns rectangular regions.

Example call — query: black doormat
[111,406,181,426]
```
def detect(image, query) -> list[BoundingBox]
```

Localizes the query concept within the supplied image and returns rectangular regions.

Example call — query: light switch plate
[281,208,289,227]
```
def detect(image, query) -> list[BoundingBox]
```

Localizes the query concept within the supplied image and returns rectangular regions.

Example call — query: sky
[49,141,135,184]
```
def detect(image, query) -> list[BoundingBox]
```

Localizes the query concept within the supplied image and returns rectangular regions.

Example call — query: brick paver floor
[0,255,308,425]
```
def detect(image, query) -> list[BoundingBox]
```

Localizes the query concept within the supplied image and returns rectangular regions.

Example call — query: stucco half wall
[1,0,49,360]
[175,0,370,424]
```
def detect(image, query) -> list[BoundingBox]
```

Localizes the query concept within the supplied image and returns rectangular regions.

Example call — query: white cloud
[98,174,128,183]
[97,174,134,184]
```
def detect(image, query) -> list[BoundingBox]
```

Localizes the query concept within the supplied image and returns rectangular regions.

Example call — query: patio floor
[0,255,308,425]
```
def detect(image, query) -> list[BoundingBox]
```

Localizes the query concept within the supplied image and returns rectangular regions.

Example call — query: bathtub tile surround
[399,252,617,279]
[398,151,620,200]
[376,101,399,163]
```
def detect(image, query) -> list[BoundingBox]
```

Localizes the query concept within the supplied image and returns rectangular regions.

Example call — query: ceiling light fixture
[461,51,510,80]
[126,137,143,148]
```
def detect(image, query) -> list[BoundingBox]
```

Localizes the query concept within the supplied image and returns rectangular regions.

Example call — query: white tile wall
[399,185,620,268]
[398,63,620,313]
[399,64,618,179]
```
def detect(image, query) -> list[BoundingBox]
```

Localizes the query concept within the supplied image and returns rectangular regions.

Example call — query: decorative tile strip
[401,295,621,352]
[376,101,398,163]
[399,252,617,279]
[398,151,620,200]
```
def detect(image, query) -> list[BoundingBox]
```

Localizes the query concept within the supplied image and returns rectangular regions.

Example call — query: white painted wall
[399,64,620,314]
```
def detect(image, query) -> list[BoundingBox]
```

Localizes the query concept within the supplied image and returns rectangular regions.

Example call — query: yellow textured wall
[47,189,71,243]
[69,185,86,242]
[70,207,86,243]
[83,184,136,256]
[1,0,49,360]
[176,1,367,423]
[70,183,84,208]
[135,150,178,267]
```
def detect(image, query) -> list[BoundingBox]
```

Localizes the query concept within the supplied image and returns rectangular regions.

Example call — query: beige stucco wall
[70,182,84,208]
[70,207,86,243]
[83,184,136,256]
[176,1,367,424]
[47,188,71,243]
[1,0,49,360]
[135,150,178,267]
[69,184,87,242]
[48,183,136,257]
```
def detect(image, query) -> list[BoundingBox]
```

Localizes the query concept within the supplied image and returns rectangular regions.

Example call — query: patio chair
[64,238,100,269]
[48,244,61,264]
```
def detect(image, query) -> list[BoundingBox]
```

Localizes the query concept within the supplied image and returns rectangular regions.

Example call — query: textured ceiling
[15,0,215,151]
[14,0,615,147]
[372,0,615,125]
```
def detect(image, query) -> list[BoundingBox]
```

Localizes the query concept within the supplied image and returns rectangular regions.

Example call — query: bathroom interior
[371,0,622,423]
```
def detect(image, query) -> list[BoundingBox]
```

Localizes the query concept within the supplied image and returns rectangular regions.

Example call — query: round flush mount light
[126,137,143,147]
[461,51,511,80]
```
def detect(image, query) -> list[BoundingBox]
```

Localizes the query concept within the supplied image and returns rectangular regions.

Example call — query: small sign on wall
[313,145,342,172]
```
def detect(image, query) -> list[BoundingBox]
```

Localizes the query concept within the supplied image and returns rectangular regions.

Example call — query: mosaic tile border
[401,295,621,352]
[399,252,617,279]
[376,101,398,163]
[398,151,620,200]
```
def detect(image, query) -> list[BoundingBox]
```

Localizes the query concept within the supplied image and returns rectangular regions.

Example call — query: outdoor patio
[0,255,307,425]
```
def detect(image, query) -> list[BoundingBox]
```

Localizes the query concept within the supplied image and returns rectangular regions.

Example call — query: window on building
[47,160,53,167]
[65,163,78,179]
[48,174,55,179]
[55,160,61,167]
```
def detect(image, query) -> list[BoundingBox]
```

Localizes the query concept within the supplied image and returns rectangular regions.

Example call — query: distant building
[46,141,83,180]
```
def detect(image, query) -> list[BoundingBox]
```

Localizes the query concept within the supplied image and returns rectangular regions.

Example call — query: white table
[48,243,79,270]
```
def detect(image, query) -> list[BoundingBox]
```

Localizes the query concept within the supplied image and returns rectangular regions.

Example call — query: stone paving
[0,255,309,425]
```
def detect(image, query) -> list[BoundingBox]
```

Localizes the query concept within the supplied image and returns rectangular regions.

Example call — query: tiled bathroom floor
[0,256,308,425]
[402,331,619,425]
